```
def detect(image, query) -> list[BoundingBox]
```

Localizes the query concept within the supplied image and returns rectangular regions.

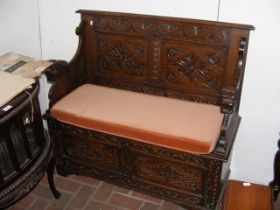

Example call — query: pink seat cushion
[51,84,224,154]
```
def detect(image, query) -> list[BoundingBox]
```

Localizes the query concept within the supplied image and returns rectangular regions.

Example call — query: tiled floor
[6,173,186,210]
[7,174,280,210]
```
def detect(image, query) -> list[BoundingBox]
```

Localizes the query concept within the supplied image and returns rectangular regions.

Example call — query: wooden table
[222,180,273,210]
[0,82,60,209]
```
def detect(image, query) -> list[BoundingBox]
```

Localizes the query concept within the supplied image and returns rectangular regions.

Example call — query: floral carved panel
[162,42,227,92]
[96,34,149,81]
[64,136,120,170]
[136,155,203,194]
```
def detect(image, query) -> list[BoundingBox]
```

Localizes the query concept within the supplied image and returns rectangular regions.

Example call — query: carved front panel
[96,34,149,81]
[135,155,204,194]
[63,135,120,170]
[161,42,226,92]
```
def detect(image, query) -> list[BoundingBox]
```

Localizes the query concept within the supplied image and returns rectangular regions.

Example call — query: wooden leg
[47,156,61,199]
[270,138,280,201]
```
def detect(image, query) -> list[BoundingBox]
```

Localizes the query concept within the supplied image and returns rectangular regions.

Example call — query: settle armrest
[45,60,68,83]
[208,87,240,159]
[46,59,84,107]
[45,60,75,107]
[212,113,241,159]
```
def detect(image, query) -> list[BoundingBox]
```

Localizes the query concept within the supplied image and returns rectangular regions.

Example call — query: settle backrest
[56,10,253,112]
[48,11,254,112]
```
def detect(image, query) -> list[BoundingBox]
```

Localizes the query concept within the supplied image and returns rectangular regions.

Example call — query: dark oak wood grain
[45,10,254,210]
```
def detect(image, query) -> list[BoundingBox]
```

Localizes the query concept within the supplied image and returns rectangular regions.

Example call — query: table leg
[47,156,61,199]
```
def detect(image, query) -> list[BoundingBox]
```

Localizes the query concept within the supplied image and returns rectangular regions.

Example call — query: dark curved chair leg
[270,138,280,201]
[47,156,61,198]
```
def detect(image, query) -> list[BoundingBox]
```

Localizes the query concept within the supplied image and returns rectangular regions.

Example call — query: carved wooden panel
[205,160,222,208]
[91,16,229,45]
[50,119,227,209]
[96,34,149,81]
[150,39,161,81]
[130,141,207,167]
[74,11,255,108]
[161,42,226,92]
[63,135,120,170]
[164,25,229,45]
[135,154,204,194]
[95,78,220,104]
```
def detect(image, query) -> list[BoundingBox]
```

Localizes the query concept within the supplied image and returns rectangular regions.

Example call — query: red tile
[6,205,26,210]
[93,182,115,201]
[71,175,100,186]
[40,173,49,185]
[160,201,182,210]
[132,191,162,204]
[141,202,161,210]
[68,185,96,209]
[31,184,55,201]
[108,193,143,210]
[5,174,188,210]
[114,186,130,194]
[55,176,81,193]
[16,194,36,208]
[46,191,72,210]
[29,198,49,210]
[85,200,117,210]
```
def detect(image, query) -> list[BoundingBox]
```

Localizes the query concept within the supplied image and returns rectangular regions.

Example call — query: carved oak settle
[45,10,254,210]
